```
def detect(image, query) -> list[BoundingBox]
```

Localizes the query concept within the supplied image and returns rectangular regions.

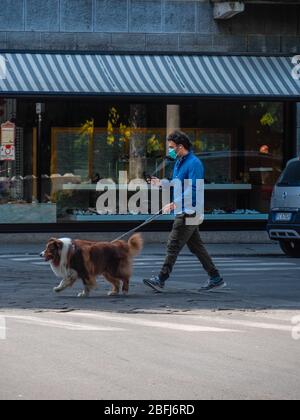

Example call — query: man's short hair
[167,130,192,151]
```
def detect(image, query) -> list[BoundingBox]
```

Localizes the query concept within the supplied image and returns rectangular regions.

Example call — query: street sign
[0,121,15,161]
[0,145,15,161]
[1,121,15,146]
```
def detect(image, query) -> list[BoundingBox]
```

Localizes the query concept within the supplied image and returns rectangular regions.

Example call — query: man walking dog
[143,131,225,292]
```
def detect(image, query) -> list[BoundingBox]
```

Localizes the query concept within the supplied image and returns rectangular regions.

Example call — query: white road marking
[7,255,300,278]
[249,312,300,322]
[133,260,261,266]
[69,312,241,333]
[3,312,296,334]
[0,255,34,259]
[135,264,297,270]
[192,315,294,332]
[32,262,49,266]
[5,315,127,332]
[32,262,299,272]
[172,265,300,271]
[213,262,296,266]
[0,317,6,340]
[136,257,260,260]
[228,267,300,272]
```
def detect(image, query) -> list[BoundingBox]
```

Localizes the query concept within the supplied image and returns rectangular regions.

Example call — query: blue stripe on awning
[0,53,299,97]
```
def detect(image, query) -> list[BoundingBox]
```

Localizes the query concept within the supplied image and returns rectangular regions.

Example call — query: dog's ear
[54,240,63,250]
[48,238,63,250]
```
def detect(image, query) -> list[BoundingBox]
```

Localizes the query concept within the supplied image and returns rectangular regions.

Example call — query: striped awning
[0,53,299,98]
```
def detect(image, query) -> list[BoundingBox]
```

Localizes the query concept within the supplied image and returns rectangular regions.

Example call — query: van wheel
[279,240,300,258]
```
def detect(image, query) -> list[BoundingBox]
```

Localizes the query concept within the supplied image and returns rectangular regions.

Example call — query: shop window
[0,98,287,225]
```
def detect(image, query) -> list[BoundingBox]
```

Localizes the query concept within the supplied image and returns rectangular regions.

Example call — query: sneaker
[200,276,226,292]
[143,276,165,293]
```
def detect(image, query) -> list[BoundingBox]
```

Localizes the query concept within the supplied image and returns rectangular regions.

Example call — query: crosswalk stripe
[2,254,256,260]
[133,260,258,266]
[171,267,300,274]
[192,316,293,332]
[33,260,263,267]
[5,255,263,263]
[0,255,34,259]
[5,312,295,334]
[32,265,299,272]
[136,259,257,263]
[4,313,241,333]
[69,312,240,333]
[32,263,299,272]
[133,262,296,267]
[169,264,297,270]
[32,262,48,266]
[136,258,261,262]
[5,315,127,332]
[8,255,300,277]
[139,265,300,276]
[216,262,296,266]
[229,267,300,271]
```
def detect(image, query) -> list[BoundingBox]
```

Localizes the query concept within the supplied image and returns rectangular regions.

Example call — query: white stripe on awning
[0,53,299,97]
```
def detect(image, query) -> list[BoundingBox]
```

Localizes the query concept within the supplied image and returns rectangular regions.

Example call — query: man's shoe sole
[200,281,227,292]
[143,279,164,293]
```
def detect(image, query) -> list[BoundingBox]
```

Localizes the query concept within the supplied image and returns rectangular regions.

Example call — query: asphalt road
[0,249,300,400]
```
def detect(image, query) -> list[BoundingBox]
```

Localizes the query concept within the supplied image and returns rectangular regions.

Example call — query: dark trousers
[159,214,220,281]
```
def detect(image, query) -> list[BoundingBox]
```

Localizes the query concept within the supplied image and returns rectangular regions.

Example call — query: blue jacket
[172,152,204,214]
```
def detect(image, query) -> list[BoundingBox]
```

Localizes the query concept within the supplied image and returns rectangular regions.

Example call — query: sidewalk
[0,241,283,257]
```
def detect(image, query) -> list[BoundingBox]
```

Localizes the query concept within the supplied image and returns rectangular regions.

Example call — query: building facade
[0,0,299,233]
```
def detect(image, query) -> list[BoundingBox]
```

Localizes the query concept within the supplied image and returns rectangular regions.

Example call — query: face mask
[168,147,178,160]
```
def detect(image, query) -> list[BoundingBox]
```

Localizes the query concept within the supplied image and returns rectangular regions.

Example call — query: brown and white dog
[40,234,143,297]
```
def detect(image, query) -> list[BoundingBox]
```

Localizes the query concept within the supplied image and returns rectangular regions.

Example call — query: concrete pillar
[165,105,181,178]
[297,103,300,156]
[166,105,181,155]
[167,105,181,137]
[129,104,147,180]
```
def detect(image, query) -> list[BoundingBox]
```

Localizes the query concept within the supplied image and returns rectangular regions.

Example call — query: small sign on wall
[0,145,15,161]
[0,121,15,161]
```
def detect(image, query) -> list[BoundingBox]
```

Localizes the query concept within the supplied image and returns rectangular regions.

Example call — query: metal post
[297,103,300,157]
[36,103,45,203]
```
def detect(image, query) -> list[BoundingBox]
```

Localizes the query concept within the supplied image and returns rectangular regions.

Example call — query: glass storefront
[0,97,291,227]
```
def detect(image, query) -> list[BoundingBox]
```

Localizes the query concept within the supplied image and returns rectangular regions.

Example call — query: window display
[0,98,287,225]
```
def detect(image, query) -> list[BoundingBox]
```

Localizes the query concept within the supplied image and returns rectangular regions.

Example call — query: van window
[278,161,300,186]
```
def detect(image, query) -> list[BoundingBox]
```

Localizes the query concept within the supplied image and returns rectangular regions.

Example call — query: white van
[267,158,300,257]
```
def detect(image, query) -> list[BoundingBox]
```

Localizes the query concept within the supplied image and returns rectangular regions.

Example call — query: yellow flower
[124,129,131,139]
[147,135,161,152]
[107,121,114,135]
[261,113,276,127]
[80,119,94,136]
[107,135,115,145]
[194,140,201,151]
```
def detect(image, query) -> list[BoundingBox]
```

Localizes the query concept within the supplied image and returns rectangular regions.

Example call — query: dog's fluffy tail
[128,234,143,257]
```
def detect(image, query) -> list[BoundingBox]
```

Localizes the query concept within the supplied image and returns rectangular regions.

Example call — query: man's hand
[162,203,177,214]
[150,177,161,187]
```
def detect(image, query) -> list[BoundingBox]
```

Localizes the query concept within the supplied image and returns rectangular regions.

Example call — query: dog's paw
[53,286,62,293]
[77,291,89,298]
[107,291,119,297]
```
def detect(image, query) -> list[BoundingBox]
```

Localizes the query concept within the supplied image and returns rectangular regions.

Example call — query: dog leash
[112,209,164,243]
